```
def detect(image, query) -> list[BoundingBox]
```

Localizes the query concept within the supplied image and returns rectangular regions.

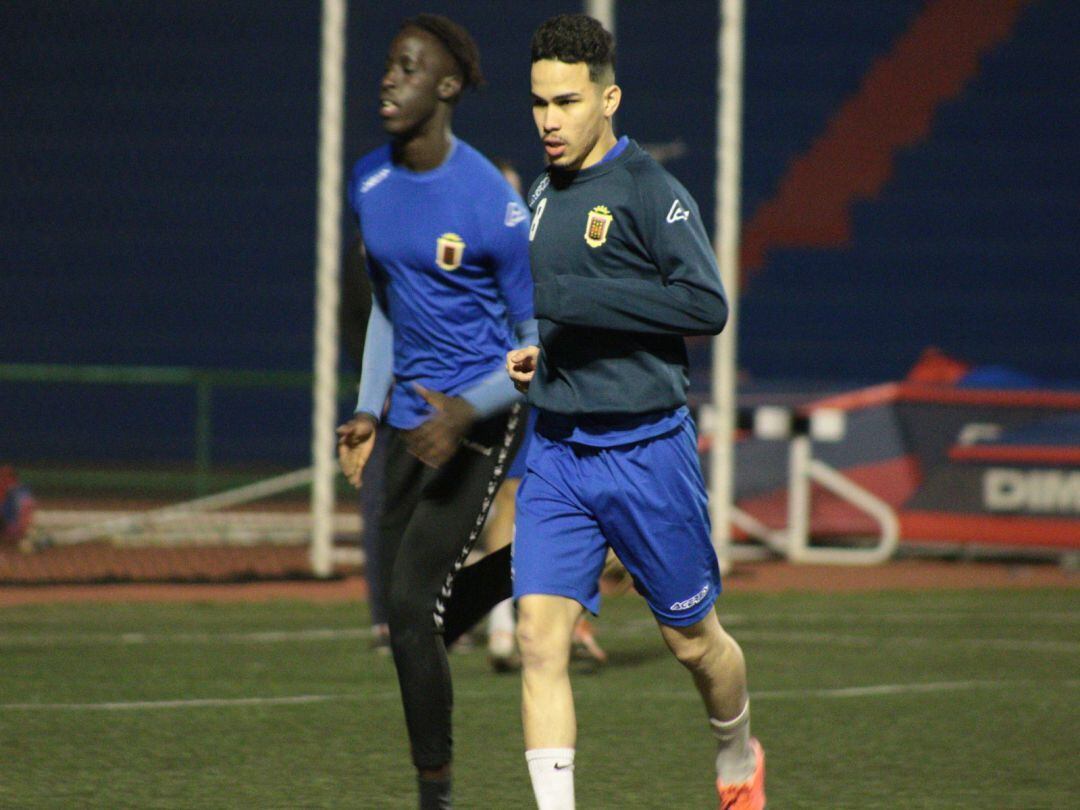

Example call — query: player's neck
[578,129,618,171]
[393,123,454,173]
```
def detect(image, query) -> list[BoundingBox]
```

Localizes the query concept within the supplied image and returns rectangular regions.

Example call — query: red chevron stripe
[740,0,1034,281]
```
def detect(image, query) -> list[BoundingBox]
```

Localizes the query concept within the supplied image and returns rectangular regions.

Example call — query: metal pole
[710,0,746,572]
[309,0,348,577]
[585,0,615,33]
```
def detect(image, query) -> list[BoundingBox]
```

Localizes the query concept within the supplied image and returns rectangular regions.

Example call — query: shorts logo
[670,585,709,612]
[584,205,613,248]
[435,233,465,271]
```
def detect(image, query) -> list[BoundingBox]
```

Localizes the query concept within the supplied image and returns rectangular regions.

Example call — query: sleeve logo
[666,198,691,223]
[360,166,390,194]
[584,205,613,248]
[505,201,528,227]
[435,233,465,271]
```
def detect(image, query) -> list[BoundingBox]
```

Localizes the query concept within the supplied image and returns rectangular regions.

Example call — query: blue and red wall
[2,1,1076,465]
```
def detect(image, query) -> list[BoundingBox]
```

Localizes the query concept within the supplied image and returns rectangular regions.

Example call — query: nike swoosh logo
[554,762,573,770]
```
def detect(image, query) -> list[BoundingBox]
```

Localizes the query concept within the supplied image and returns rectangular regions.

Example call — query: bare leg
[518,594,581,747]
[518,594,582,809]
[657,610,747,721]
[658,611,759,789]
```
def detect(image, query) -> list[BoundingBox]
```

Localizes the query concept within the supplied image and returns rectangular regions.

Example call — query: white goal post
[710,0,746,572]
[309,0,349,577]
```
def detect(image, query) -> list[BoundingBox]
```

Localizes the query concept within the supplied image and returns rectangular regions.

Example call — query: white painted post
[309,0,348,577]
[710,0,746,572]
[585,0,615,32]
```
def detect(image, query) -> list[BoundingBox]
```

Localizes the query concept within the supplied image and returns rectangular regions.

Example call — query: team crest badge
[435,233,465,271]
[584,205,613,248]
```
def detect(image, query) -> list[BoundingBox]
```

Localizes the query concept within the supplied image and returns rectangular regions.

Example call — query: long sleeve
[353,290,394,421]
[491,194,535,325]
[533,176,727,337]
[459,318,537,416]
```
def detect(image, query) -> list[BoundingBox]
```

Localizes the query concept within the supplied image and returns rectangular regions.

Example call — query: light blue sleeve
[490,192,535,325]
[353,293,394,421]
[459,318,538,417]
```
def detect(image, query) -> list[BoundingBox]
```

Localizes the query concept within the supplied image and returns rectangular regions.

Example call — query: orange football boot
[716,737,765,809]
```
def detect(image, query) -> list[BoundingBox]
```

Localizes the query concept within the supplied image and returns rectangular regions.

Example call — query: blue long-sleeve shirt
[524,139,727,439]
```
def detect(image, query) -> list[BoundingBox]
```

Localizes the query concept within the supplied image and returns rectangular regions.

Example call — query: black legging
[376,404,523,770]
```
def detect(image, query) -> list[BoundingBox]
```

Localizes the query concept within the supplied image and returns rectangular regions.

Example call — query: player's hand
[336,413,377,489]
[405,384,477,468]
[506,345,539,393]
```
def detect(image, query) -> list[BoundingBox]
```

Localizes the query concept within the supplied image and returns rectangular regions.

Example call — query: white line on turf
[3,679,1076,712]
[0,627,374,646]
[732,630,1079,653]
[0,694,355,711]
[647,678,1080,702]
[0,622,1076,652]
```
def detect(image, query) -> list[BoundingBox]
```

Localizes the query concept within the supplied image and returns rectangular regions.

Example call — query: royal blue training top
[347,138,534,429]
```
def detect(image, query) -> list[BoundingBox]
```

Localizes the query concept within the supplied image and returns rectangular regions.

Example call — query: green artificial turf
[0,589,1076,808]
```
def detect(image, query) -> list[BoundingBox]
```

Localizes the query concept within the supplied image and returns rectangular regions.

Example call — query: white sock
[525,748,575,810]
[710,701,756,784]
[488,598,515,637]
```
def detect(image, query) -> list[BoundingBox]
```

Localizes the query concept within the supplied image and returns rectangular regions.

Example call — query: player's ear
[602,84,621,119]
[437,74,463,102]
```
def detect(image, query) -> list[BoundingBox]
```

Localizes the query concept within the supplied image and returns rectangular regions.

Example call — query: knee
[516,610,570,673]
[670,634,713,672]
[386,581,433,636]
[670,626,744,677]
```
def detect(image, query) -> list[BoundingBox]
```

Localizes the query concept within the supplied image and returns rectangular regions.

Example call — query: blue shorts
[512,416,721,627]
[506,408,536,480]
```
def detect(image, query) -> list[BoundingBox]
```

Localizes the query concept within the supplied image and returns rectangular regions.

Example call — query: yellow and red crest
[584,205,612,248]
[435,232,465,271]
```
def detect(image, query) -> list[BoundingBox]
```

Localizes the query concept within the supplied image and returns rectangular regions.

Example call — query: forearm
[354,299,394,420]
[534,276,727,336]
[460,319,537,417]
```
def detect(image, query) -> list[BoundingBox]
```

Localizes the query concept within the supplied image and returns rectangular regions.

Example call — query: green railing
[1,362,357,496]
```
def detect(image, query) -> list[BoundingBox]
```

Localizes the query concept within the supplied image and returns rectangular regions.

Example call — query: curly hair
[530,14,615,83]
[401,14,486,91]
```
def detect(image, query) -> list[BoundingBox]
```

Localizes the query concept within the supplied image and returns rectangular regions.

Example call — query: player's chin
[381,116,413,137]
[548,153,583,171]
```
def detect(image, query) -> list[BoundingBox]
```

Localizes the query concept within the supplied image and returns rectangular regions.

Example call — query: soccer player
[335,15,534,810]
[506,14,765,810]
[339,236,390,653]
[483,159,607,673]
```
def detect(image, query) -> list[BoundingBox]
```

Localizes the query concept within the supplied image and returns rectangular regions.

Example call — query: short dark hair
[401,14,485,90]
[530,14,615,83]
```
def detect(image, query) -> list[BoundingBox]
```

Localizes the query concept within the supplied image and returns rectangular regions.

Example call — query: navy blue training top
[525,138,728,444]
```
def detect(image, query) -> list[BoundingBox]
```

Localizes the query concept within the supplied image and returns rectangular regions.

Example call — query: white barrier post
[309,0,348,578]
